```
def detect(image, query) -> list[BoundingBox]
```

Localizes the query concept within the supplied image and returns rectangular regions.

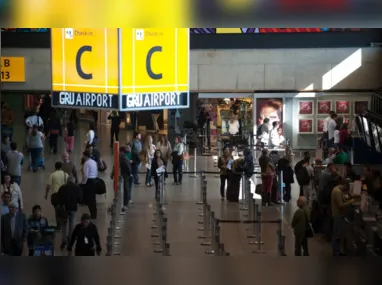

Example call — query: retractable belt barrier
[106,176,126,256]
[195,173,286,256]
[197,178,229,256]
[151,173,170,256]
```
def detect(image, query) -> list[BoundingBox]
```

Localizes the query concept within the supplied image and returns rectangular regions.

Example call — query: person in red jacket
[338,123,350,149]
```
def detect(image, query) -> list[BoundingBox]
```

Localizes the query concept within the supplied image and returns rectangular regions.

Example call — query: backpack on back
[296,166,310,186]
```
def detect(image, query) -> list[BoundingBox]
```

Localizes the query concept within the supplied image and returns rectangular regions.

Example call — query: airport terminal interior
[1,28,382,257]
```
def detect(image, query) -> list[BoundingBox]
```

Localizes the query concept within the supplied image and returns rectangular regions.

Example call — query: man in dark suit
[1,202,28,256]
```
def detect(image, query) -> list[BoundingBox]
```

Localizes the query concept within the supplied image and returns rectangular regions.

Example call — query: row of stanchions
[106,176,126,256]
[197,173,229,256]
[151,173,171,256]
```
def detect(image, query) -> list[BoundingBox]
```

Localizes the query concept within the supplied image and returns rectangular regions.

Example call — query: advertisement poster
[317,100,332,115]
[299,119,314,134]
[335,100,351,115]
[354,101,369,115]
[256,98,283,135]
[316,119,325,133]
[298,100,314,115]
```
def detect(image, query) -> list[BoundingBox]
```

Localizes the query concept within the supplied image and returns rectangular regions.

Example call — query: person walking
[5,142,24,185]
[258,148,276,205]
[156,135,172,165]
[129,132,142,185]
[151,110,161,133]
[291,196,311,256]
[57,176,82,250]
[111,146,133,211]
[1,202,28,256]
[0,173,24,211]
[218,146,233,200]
[27,125,45,172]
[151,150,166,200]
[85,123,96,147]
[108,111,121,147]
[61,152,79,184]
[64,120,75,153]
[46,111,62,154]
[67,213,101,256]
[45,161,69,230]
[171,136,184,185]
[80,151,99,219]
[143,135,156,187]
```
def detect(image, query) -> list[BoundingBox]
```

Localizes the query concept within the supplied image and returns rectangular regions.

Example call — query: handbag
[95,178,106,195]
[304,209,315,238]
[181,152,189,160]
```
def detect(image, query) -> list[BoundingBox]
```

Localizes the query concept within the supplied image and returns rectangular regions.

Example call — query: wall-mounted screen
[1,28,48,32]
[371,122,381,153]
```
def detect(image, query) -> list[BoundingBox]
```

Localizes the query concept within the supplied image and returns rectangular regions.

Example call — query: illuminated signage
[51,28,119,94]
[52,92,119,109]
[0,57,25,82]
[51,28,190,111]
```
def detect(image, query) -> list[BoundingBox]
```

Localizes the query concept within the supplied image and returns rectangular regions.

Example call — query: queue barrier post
[190,148,199,178]
[200,204,212,246]
[214,138,221,178]
[198,180,208,230]
[252,203,265,254]
[240,175,248,211]
[246,193,257,240]
[279,171,285,205]
[198,179,207,218]
[204,212,216,254]
[213,221,221,256]
[196,171,205,205]
[159,173,166,207]
[277,220,287,256]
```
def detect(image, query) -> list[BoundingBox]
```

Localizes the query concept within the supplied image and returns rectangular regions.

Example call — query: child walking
[65,120,75,153]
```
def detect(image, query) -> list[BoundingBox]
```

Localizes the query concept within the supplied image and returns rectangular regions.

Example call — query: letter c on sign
[76,46,93,80]
[146,46,162,80]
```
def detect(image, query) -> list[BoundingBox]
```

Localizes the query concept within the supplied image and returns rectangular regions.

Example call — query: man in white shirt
[327,113,338,144]
[81,150,99,219]
[25,112,44,129]
[323,111,335,133]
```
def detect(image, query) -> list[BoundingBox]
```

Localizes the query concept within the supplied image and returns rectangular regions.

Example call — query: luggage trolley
[28,151,45,171]
[32,227,56,256]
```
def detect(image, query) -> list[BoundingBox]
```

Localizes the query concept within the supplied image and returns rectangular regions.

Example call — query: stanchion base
[190,175,199,178]
[114,235,122,239]
[115,226,123,230]
[242,212,248,217]
[120,212,127,216]
[151,233,159,237]
[198,235,207,239]
[198,221,204,224]
[151,225,157,229]
[205,250,215,254]
[198,228,205,231]
[250,241,264,245]
[201,241,211,246]
[240,207,248,211]
[113,252,121,255]
[153,241,161,246]
[153,212,157,216]
[196,202,203,205]
[198,213,204,217]
[252,250,266,254]
[154,249,164,253]
[247,235,256,239]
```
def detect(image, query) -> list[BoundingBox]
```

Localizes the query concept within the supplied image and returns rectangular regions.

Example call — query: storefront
[253,92,373,149]
[195,93,254,151]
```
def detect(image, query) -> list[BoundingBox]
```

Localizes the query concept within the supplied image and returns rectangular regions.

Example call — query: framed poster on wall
[298,100,314,115]
[317,100,332,115]
[335,100,351,115]
[354,101,369,115]
[256,98,283,136]
[299,118,314,134]
[316,119,325,133]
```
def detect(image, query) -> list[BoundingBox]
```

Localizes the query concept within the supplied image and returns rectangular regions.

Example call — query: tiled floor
[10,117,331,256]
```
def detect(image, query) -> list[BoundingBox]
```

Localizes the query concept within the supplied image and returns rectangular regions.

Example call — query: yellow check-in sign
[120,28,189,95]
[0,57,25,82]
[51,28,119,94]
